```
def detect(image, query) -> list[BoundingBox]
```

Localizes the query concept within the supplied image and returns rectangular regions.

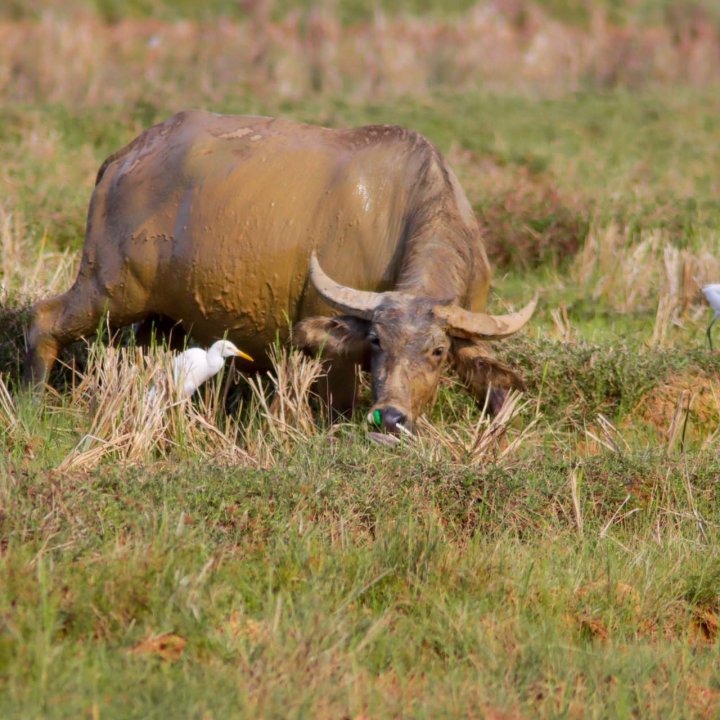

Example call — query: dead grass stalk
[411,389,537,466]
[245,345,326,464]
[569,466,583,538]
[0,373,17,435]
[585,414,629,454]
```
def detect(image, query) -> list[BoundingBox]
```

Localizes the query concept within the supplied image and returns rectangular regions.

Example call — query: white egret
[172,340,253,398]
[702,284,720,351]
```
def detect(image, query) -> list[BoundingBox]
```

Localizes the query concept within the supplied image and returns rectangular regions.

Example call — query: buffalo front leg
[23,290,79,386]
[316,360,362,420]
[23,281,149,387]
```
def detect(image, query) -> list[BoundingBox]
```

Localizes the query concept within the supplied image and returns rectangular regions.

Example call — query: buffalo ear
[449,338,525,413]
[292,315,370,362]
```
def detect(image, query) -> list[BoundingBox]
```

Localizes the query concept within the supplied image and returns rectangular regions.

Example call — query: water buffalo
[25,110,536,432]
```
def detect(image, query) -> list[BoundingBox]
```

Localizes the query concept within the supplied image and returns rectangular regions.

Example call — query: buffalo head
[293,253,536,433]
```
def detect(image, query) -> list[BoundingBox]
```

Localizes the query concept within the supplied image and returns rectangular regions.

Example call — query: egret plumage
[172,340,253,398]
[702,284,720,351]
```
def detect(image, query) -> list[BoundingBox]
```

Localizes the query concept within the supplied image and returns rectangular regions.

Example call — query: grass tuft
[412,390,538,467]
[573,222,720,317]
[57,340,254,471]
[245,343,327,465]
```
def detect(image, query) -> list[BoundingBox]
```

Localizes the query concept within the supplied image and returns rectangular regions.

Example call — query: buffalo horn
[309,252,387,319]
[434,295,538,339]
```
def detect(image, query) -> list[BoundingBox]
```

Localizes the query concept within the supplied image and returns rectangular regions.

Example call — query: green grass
[1,443,719,717]
[1,336,719,717]
[2,8,720,715]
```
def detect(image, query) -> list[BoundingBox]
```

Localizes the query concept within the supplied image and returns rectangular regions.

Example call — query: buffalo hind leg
[23,281,149,387]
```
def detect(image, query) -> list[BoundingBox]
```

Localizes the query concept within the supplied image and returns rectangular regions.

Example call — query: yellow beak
[235,350,254,362]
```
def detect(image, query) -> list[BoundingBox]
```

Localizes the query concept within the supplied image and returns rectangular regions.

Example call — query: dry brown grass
[57,341,254,472]
[245,344,326,465]
[628,371,720,449]
[573,223,720,321]
[55,339,328,472]
[0,373,17,435]
[0,206,79,377]
[0,206,77,303]
[51,334,540,472]
[411,389,538,466]
[1,4,719,108]
[550,303,575,341]
[584,414,630,455]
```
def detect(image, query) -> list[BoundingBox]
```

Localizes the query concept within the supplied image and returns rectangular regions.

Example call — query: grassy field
[1,2,720,718]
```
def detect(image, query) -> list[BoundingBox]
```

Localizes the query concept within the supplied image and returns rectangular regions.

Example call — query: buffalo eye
[432,346,446,359]
[368,333,382,352]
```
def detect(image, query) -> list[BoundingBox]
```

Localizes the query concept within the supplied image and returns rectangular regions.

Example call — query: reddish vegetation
[477,172,587,269]
[629,372,720,443]
[129,633,187,661]
[448,148,587,268]
[1,3,719,106]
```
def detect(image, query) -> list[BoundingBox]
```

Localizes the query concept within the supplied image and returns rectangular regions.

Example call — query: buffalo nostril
[379,406,408,433]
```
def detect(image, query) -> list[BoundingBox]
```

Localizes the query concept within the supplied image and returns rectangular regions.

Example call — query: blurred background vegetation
[2,0,720,28]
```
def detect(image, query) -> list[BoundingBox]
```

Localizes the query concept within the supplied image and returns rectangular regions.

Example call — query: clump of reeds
[245,344,326,465]
[573,222,720,327]
[57,341,253,471]
[409,390,538,467]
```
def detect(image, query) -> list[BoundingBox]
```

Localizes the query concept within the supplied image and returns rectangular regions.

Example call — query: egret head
[210,340,254,362]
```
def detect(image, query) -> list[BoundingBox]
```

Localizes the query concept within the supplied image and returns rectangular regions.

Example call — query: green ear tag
[373,410,382,426]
